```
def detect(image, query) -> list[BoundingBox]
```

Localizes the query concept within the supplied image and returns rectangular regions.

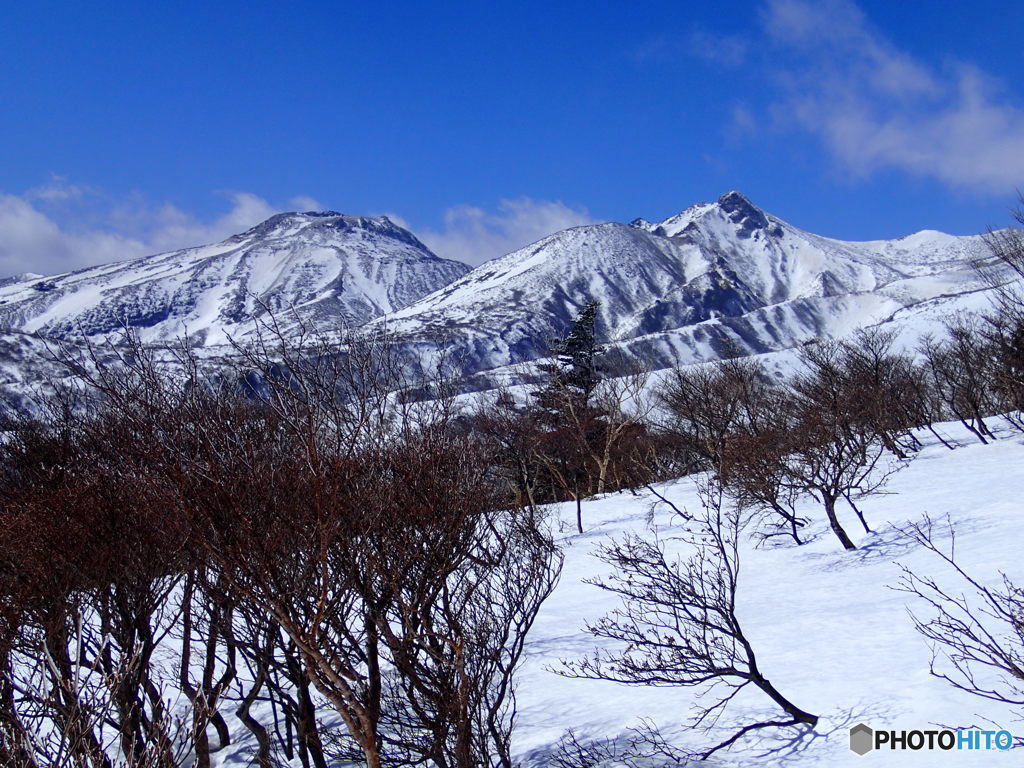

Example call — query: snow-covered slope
[376,191,993,379]
[0,192,1004,397]
[0,212,469,346]
[515,419,1024,766]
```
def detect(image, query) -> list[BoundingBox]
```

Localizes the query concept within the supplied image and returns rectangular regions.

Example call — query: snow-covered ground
[512,418,1024,766]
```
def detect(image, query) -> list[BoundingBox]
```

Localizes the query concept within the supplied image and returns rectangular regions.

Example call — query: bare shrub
[561,481,817,760]
[977,196,1024,424]
[919,318,1000,444]
[896,517,1024,718]
[2,318,564,768]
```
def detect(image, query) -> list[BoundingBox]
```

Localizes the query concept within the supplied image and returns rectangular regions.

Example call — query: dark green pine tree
[543,299,603,405]
[533,300,605,533]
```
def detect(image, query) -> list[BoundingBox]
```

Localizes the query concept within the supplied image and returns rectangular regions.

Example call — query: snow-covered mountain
[0,192,1005,397]
[376,191,993,381]
[0,212,469,346]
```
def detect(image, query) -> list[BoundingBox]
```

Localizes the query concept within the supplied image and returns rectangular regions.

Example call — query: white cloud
[417,198,598,266]
[0,186,314,279]
[758,0,1024,193]
[0,194,146,278]
[0,182,594,278]
[289,195,326,212]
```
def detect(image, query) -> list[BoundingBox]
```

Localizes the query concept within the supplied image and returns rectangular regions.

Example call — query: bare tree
[768,340,914,550]
[469,389,548,513]
[975,195,1024,423]
[896,516,1024,718]
[919,318,1000,444]
[659,357,810,544]
[175,570,237,768]
[836,328,931,458]
[363,483,563,768]
[561,481,817,760]
[659,356,776,473]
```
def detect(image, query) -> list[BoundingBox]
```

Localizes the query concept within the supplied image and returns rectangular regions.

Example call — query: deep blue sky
[2,0,1023,274]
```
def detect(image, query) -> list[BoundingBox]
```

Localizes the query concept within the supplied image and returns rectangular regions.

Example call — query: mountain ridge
[370,191,993,381]
[0,211,469,346]
[0,192,1006,396]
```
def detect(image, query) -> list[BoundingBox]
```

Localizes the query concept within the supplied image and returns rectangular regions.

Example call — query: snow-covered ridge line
[0,191,1005,395]
[0,211,469,347]
[369,191,994,383]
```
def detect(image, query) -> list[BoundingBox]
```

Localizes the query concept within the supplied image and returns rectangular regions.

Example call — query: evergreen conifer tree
[538,300,603,411]
[533,300,605,532]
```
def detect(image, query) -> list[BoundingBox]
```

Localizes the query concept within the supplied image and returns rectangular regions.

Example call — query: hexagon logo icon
[850,723,874,755]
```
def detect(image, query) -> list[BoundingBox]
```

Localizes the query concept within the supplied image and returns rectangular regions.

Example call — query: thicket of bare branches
[977,195,1024,424]
[774,336,914,549]
[661,332,920,551]
[0,324,563,768]
[919,318,1001,444]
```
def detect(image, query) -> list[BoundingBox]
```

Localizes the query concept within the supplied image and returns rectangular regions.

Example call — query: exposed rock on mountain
[0,192,1001,397]
[0,212,469,346]
[376,191,991,379]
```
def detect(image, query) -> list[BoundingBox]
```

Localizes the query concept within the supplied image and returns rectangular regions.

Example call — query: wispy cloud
[417,198,598,266]
[635,29,749,68]
[25,175,97,203]
[0,184,322,279]
[688,29,750,68]
[756,0,1024,193]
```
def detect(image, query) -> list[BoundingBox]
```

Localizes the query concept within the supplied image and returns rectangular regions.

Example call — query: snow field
[512,420,1024,766]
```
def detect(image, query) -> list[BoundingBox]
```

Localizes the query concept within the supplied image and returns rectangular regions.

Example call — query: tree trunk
[845,495,872,534]
[364,745,382,768]
[823,494,857,550]
[751,673,818,726]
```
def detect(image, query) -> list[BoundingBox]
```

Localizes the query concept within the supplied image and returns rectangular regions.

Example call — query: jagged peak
[717,189,755,208]
[716,190,773,238]
[652,191,782,240]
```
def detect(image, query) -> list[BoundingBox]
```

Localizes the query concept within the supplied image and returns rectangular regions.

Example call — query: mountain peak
[650,191,767,239]
[232,211,431,253]
[716,190,775,238]
[0,208,469,346]
[718,189,753,206]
